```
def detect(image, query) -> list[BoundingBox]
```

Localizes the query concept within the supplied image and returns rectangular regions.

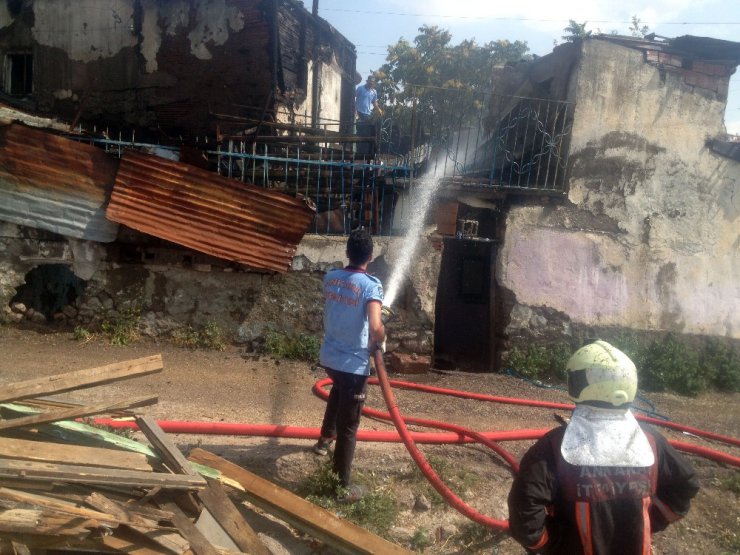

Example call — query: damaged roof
[107,149,315,273]
[0,123,120,242]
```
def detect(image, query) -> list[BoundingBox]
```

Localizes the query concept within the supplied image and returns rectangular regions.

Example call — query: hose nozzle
[381,305,396,325]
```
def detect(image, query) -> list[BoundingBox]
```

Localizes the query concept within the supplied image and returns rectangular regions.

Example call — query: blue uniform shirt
[320,267,384,375]
[355,84,378,117]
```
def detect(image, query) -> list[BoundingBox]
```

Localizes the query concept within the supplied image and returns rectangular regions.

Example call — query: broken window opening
[5,52,33,96]
[10,264,86,322]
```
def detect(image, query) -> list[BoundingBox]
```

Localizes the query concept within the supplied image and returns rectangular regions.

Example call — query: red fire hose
[96,352,740,532]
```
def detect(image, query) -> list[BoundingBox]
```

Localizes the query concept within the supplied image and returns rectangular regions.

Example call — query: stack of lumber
[0,355,270,554]
[0,356,412,555]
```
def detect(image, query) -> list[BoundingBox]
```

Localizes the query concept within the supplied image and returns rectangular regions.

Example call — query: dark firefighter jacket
[507,423,699,555]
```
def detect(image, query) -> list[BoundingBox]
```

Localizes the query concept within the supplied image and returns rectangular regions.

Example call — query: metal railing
[214,140,411,236]
[69,92,572,237]
[388,92,573,192]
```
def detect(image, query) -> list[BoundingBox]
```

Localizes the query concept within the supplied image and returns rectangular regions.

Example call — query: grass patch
[101,307,141,346]
[172,321,227,351]
[502,341,571,382]
[454,522,508,552]
[720,472,740,495]
[410,527,433,551]
[609,332,740,395]
[299,461,398,536]
[505,333,740,396]
[73,326,95,342]
[401,455,479,507]
[264,328,320,361]
[639,334,706,396]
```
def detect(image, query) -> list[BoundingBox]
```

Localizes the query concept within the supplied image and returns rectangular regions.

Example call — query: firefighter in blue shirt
[313,228,385,503]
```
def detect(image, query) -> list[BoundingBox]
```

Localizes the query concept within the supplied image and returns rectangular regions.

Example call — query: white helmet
[566,340,637,407]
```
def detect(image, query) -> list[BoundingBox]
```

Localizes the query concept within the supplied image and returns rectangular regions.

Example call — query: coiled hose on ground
[97,350,740,532]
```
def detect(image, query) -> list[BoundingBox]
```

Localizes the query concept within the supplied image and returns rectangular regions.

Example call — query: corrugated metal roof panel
[108,149,315,273]
[0,123,120,242]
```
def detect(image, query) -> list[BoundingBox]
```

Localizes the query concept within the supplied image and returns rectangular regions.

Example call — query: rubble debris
[0,357,409,553]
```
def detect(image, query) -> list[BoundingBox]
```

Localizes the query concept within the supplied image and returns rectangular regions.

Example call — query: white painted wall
[499,39,740,338]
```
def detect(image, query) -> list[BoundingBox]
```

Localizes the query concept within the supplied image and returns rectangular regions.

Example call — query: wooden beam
[85,492,190,554]
[9,541,30,555]
[135,415,203,515]
[136,415,197,476]
[188,449,412,555]
[0,395,158,431]
[0,355,163,403]
[84,490,174,522]
[160,500,220,555]
[0,436,151,470]
[197,479,270,555]
[99,534,175,555]
[0,508,97,536]
[0,487,120,526]
[0,459,206,490]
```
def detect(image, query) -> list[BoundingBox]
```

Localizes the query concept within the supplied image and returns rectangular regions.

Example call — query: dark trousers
[355,114,376,157]
[319,367,368,487]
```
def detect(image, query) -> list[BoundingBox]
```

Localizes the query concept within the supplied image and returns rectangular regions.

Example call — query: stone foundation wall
[1,226,441,356]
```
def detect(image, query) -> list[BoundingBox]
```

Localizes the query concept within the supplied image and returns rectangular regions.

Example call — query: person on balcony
[355,75,383,158]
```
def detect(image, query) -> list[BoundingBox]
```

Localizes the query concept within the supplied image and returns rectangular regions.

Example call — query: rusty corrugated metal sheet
[107,149,315,273]
[0,123,120,242]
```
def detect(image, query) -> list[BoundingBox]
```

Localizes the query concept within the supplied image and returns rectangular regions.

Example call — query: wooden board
[0,487,119,526]
[197,479,270,555]
[136,415,197,476]
[0,355,163,403]
[0,436,151,470]
[189,449,412,555]
[160,500,220,555]
[0,459,206,490]
[0,395,158,431]
[0,508,98,536]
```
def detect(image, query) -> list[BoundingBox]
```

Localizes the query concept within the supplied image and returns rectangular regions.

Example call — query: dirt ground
[1,326,739,554]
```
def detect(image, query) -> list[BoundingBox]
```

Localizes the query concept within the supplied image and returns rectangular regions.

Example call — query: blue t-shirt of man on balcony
[355,82,378,118]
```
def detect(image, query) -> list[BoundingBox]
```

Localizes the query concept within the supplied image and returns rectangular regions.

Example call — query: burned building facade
[0,0,357,138]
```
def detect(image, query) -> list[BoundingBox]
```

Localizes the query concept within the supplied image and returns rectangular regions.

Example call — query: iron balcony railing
[68,93,572,237]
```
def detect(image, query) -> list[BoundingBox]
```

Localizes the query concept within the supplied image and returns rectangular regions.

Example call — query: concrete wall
[499,39,739,340]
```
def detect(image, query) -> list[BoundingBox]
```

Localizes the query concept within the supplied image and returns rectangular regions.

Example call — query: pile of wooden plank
[0,355,412,555]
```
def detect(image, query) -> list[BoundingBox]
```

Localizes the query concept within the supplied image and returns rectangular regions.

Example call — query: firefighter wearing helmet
[508,340,699,555]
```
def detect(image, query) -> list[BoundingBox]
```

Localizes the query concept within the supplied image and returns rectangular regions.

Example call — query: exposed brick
[386,352,431,374]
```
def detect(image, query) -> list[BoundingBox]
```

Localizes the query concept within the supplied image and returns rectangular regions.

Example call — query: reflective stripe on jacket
[507,423,699,554]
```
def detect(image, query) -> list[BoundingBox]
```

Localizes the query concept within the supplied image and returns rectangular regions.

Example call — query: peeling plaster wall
[319,56,343,124]
[0,0,353,135]
[31,1,137,62]
[28,0,246,65]
[499,39,740,339]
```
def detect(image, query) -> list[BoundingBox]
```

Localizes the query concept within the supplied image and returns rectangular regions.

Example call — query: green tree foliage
[376,25,530,152]
[561,20,592,43]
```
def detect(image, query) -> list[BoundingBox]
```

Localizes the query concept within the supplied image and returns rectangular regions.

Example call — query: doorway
[433,237,497,371]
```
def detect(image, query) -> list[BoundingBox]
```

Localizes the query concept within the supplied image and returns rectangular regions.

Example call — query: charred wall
[0,0,356,139]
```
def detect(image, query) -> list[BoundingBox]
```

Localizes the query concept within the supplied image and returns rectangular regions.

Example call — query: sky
[302,0,740,134]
